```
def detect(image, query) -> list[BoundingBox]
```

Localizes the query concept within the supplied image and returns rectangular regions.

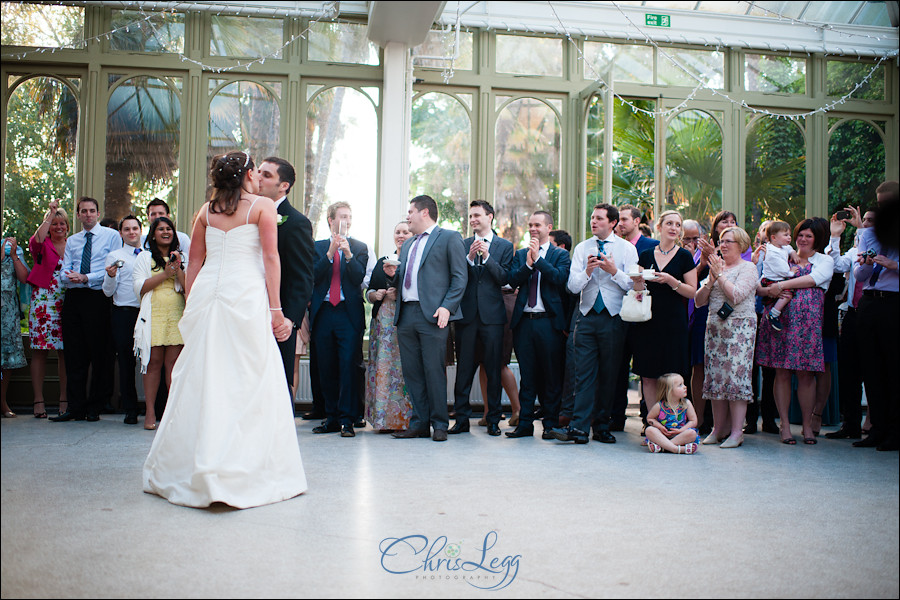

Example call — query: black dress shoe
[541,430,556,440]
[448,421,470,434]
[505,426,534,438]
[354,418,366,429]
[85,413,100,422]
[123,413,138,425]
[743,422,758,435]
[302,411,326,420]
[312,422,341,434]
[487,423,501,436]
[852,435,882,448]
[340,425,355,438]
[825,426,862,440]
[432,429,448,442]
[876,439,899,451]
[392,428,430,439]
[50,411,85,422]
[761,421,780,434]
[550,427,588,444]
[593,430,616,444]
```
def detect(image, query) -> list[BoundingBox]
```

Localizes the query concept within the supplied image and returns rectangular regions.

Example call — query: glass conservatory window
[496,35,563,77]
[411,92,472,233]
[584,42,653,84]
[658,48,724,88]
[745,54,806,94]
[826,60,885,100]
[494,98,561,246]
[208,80,280,175]
[308,22,380,65]
[210,16,283,59]
[3,76,79,257]
[106,76,181,222]
[745,116,806,233]
[828,119,885,217]
[664,109,723,230]
[1,2,83,48]
[413,29,474,71]
[612,98,655,215]
[110,10,184,54]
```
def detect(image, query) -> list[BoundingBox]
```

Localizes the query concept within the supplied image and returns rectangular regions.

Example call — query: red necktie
[329,251,341,306]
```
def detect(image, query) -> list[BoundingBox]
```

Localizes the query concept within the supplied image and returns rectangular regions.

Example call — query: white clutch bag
[620,289,652,322]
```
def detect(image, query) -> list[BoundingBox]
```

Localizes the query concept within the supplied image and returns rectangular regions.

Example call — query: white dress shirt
[61,223,123,290]
[568,234,638,317]
[523,241,550,313]
[102,244,143,308]
[401,224,437,303]
[466,230,493,266]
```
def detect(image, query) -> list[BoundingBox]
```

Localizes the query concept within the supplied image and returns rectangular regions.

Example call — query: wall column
[377,41,412,256]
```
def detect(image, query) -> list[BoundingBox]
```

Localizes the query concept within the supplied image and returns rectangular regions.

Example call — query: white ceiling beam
[367,1,446,47]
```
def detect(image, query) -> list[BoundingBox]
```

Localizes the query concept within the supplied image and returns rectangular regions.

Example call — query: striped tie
[80,231,93,275]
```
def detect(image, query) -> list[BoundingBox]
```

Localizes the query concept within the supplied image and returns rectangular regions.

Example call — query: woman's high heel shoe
[33,402,47,419]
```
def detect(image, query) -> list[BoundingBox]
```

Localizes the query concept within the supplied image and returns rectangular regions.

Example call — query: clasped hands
[650,421,684,439]
[327,233,351,261]
[585,251,617,277]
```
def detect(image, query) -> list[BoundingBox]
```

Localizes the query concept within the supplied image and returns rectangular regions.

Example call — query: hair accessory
[242,151,250,168]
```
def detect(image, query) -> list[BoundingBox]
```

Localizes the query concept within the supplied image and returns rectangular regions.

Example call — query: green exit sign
[645,13,671,27]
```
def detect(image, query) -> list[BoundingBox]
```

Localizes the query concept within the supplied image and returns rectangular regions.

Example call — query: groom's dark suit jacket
[275,199,314,392]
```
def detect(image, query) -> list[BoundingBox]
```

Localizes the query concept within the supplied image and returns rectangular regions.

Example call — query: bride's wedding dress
[143,219,307,508]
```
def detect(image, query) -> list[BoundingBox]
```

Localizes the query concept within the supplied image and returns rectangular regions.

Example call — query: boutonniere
[277,215,288,226]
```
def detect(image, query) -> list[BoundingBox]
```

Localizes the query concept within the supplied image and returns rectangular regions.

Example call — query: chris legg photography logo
[378,530,521,590]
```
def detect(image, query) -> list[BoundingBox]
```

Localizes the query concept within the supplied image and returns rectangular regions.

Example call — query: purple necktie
[527,268,539,307]
[403,232,428,290]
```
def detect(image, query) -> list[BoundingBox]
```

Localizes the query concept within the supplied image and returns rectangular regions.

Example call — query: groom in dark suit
[391,195,467,442]
[258,158,315,402]
[309,202,368,437]
[450,200,513,437]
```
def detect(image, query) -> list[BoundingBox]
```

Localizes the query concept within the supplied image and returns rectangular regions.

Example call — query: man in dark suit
[309,201,368,438]
[257,157,315,405]
[613,204,660,431]
[450,200,514,437]
[505,211,571,438]
[391,195,467,442]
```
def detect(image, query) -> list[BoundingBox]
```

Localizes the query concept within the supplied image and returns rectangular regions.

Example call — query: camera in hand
[835,209,852,221]
[114,259,125,268]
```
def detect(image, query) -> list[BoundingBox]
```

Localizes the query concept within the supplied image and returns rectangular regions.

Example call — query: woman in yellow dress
[133,216,186,430]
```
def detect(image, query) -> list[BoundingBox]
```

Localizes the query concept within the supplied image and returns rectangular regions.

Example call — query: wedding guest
[757,219,834,445]
[310,202,369,438]
[825,209,874,439]
[142,198,191,255]
[694,227,759,448]
[51,197,121,423]
[133,216,186,430]
[553,204,636,444]
[102,215,143,425]
[629,210,698,411]
[450,200,514,437]
[27,200,68,417]
[746,221,778,435]
[852,182,899,451]
[392,195,467,442]
[1,236,29,417]
[506,211,571,439]
[365,221,413,432]
[614,204,659,431]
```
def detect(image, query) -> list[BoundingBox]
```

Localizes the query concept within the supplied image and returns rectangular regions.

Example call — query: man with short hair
[612,203,660,431]
[257,157,316,401]
[143,198,190,255]
[309,202,369,438]
[552,204,637,444]
[102,215,143,424]
[449,200,513,436]
[51,197,122,422]
[392,195,467,442]
[506,211,571,438]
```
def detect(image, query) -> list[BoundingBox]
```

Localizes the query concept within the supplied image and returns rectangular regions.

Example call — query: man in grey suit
[390,195,468,442]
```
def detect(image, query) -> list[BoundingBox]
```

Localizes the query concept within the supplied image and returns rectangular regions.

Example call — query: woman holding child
[755,219,833,445]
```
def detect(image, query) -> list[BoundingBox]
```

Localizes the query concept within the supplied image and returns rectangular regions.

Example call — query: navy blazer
[508,244,572,332]
[276,199,315,329]
[310,237,369,332]
[634,234,660,257]
[458,233,514,326]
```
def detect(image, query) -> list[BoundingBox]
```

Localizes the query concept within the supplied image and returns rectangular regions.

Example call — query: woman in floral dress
[1,236,30,417]
[364,221,413,432]
[27,200,69,417]
[694,226,759,449]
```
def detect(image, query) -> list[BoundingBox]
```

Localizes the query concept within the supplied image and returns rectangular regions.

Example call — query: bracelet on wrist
[269,307,282,312]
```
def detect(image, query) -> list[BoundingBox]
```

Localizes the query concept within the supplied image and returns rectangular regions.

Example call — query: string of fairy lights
[2,0,896,118]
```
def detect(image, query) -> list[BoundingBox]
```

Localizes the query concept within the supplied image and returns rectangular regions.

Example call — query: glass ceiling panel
[641,1,698,9]
[802,1,860,23]
[853,1,890,25]
[748,1,808,19]
[696,2,750,15]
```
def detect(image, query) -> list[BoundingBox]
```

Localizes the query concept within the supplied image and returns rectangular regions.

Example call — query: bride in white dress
[143,151,307,508]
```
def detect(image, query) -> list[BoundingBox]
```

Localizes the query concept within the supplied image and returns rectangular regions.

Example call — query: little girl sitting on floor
[645,373,699,454]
